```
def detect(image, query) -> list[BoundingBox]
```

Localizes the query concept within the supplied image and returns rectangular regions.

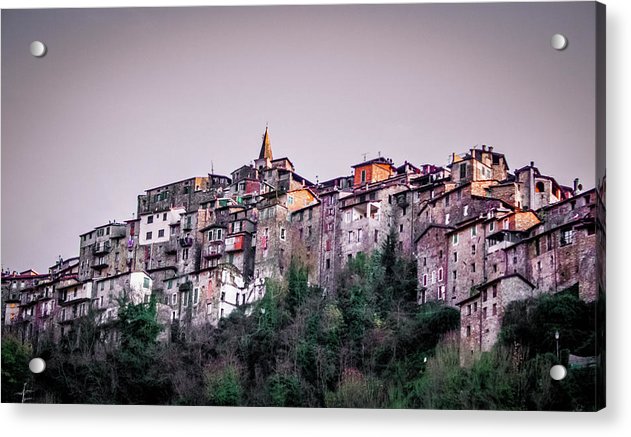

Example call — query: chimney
[530,161,535,167]
[482,145,487,151]
[488,146,494,153]
[573,178,582,194]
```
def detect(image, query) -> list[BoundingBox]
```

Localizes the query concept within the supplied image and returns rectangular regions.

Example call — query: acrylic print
[1,2,605,410]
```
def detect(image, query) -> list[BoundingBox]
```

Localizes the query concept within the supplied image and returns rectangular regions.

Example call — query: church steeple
[258,126,273,161]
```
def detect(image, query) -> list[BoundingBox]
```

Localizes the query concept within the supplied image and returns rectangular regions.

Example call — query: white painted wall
[138,207,186,245]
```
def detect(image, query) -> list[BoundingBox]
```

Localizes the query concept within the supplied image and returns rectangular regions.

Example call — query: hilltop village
[1,128,604,364]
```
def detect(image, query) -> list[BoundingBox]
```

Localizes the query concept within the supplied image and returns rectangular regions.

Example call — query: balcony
[182,221,193,232]
[93,241,112,255]
[164,241,178,255]
[203,242,224,259]
[179,236,194,247]
[225,235,244,252]
[91,259,110,269]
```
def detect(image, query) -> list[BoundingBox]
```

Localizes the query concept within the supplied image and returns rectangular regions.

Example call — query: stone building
[2,130,602,368]
[78,222,128,281]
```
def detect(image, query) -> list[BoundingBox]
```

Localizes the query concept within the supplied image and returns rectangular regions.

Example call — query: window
[345,211,351,223]
[471,245,476,255]
[438,286,445,300]
[438,268,443,282]
[473,302,478,312]
[493,264,498,273]
[445,213,450,225]
[489,222,495,232]
[535,181,545,193]
[453,252,458,263]
[453,270,457,280]
[360,169,366,183]
[492,285,498,298]
[183,248,189,260]
[445,195,450,207]
[220,292,225,301]
[423,274,428,287]
[146,231,153,240]
[466,325,471,337]
[163,213,167,221]
[171,293,177,305]
[143,277,150,288]
[207,303,212,315]
[280,228,286,241]
[358,229,363,241]
[464,205,469,216]
[482,290,487,302]
[348,231,354,243]
[535,239,541,256]
[326,258,331,269]
[471,263,476,273]
[158,229,165,238]
[374,230,379,243]
[460,163,467,179]
[483,307,487,318]
[492,304,497,315]
[452,234,459,245]
[467,305,471,315]
[147,216,153,224]
[560,229,574,246]
[503,219,509,230]
[431,271,436,284]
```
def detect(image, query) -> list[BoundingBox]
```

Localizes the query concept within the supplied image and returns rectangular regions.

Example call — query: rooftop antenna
[362,152,368,161]
[211,160,214,176]
[378,151,381,158]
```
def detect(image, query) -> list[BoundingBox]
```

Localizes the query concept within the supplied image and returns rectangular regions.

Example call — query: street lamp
[555,330,560,361]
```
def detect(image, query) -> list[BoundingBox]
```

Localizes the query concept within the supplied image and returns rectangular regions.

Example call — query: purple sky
[1,2,598,273]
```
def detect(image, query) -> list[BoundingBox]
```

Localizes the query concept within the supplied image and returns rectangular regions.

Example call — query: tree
[1,335,32,403]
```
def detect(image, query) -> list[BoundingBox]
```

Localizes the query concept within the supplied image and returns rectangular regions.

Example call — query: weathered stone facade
[3,130,603,365]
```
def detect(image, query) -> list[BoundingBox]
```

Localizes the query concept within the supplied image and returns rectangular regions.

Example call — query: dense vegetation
[1,231,601,409]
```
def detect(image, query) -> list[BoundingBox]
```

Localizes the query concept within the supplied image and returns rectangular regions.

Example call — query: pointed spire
[259,126,273,160]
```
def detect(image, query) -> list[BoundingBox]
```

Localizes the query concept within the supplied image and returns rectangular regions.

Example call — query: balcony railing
[93,241,112,255]
[164,241,178,255]
[179,236,194,247]
[91,259,110,269]
[203,242,224,259]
